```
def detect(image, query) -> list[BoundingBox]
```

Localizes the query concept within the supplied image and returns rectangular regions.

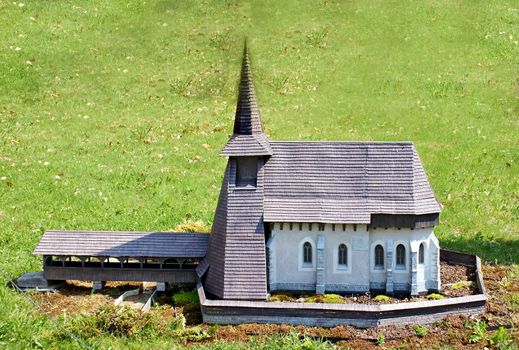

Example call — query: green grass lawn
[0,0,517,348]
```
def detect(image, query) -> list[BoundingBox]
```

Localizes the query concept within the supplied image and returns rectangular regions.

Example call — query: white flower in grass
[54,175,61,180]
[0,176,6,181]
[15,47,21,52]
[43,161,50,166]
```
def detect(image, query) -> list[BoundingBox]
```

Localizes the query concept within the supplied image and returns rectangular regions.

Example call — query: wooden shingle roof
[263,141,441,224]
[221,44,272,157]
[33,230,209,258]
[203,160,268,300]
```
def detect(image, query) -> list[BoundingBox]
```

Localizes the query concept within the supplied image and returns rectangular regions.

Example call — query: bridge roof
[33,230,209,258]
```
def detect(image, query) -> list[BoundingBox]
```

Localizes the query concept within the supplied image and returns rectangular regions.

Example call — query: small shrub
[174,220,210,233]
[465,319,487,344]
[427,293,444,300]
[489,326,516,350]
[169,313,186,332]
[413,324,428,337]
[95,305,141,337]
[55,304,186,340]
[506,292,519,311]
[373,294,391,302]
[207,324,219,335]
[376,333,385,346]
[175,325,211,342]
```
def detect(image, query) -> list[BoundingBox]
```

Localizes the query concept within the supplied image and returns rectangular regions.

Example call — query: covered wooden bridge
[33,230,209,287]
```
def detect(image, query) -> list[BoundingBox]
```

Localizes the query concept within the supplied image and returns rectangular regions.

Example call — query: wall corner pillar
[385,240,394,294]
[410,250,418,296]
[316,234,326,294]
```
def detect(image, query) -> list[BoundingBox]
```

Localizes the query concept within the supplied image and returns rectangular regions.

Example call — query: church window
[419,243,425,264]
[338,244,348,266]
[375,244,384,268]
[303,242,312,264]
[396,244,406,267]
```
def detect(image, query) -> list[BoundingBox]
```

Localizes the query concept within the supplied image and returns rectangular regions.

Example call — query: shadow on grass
[441,236,519,265]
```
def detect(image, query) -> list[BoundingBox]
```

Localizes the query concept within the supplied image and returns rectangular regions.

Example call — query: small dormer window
[236,157,257,187]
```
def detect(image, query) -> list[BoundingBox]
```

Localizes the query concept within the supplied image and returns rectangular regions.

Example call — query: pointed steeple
[233,41,263,135]
[220,42,272,157]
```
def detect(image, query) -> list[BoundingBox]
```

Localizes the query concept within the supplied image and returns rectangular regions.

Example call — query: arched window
[419,243,425,264]
[375,244,384,267]
[338,244,348,266]
[303,242,312,264]
[396,244,406,267]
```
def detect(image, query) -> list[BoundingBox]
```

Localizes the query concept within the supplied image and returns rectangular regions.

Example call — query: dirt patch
[29,280,141,317]
[441,261,479,297]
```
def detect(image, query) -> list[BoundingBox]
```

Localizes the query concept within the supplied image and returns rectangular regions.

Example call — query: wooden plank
[44,266,196,283]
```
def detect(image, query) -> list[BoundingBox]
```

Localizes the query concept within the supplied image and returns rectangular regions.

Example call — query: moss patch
[427,293,445,300]
[373,295,391,302]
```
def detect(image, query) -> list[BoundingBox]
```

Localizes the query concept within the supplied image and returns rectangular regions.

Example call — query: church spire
[220,42,272,157]
[233,41,263,135]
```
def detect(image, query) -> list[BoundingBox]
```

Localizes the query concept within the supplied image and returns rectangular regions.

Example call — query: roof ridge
[270,140,415,144]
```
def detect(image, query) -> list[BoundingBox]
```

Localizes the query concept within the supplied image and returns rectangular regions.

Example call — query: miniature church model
[198,45,442,300]
[34,45,442,300]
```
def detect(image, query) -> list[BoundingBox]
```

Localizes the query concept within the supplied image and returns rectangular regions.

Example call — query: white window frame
[418,241,427,266]
[298,237,316,271]
[394,241,409,272]
[333,242,352,274]
[371,241,386,272]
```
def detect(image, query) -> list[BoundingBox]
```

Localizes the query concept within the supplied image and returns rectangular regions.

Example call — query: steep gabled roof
[263,141,441,224]
[221,44,272,156]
